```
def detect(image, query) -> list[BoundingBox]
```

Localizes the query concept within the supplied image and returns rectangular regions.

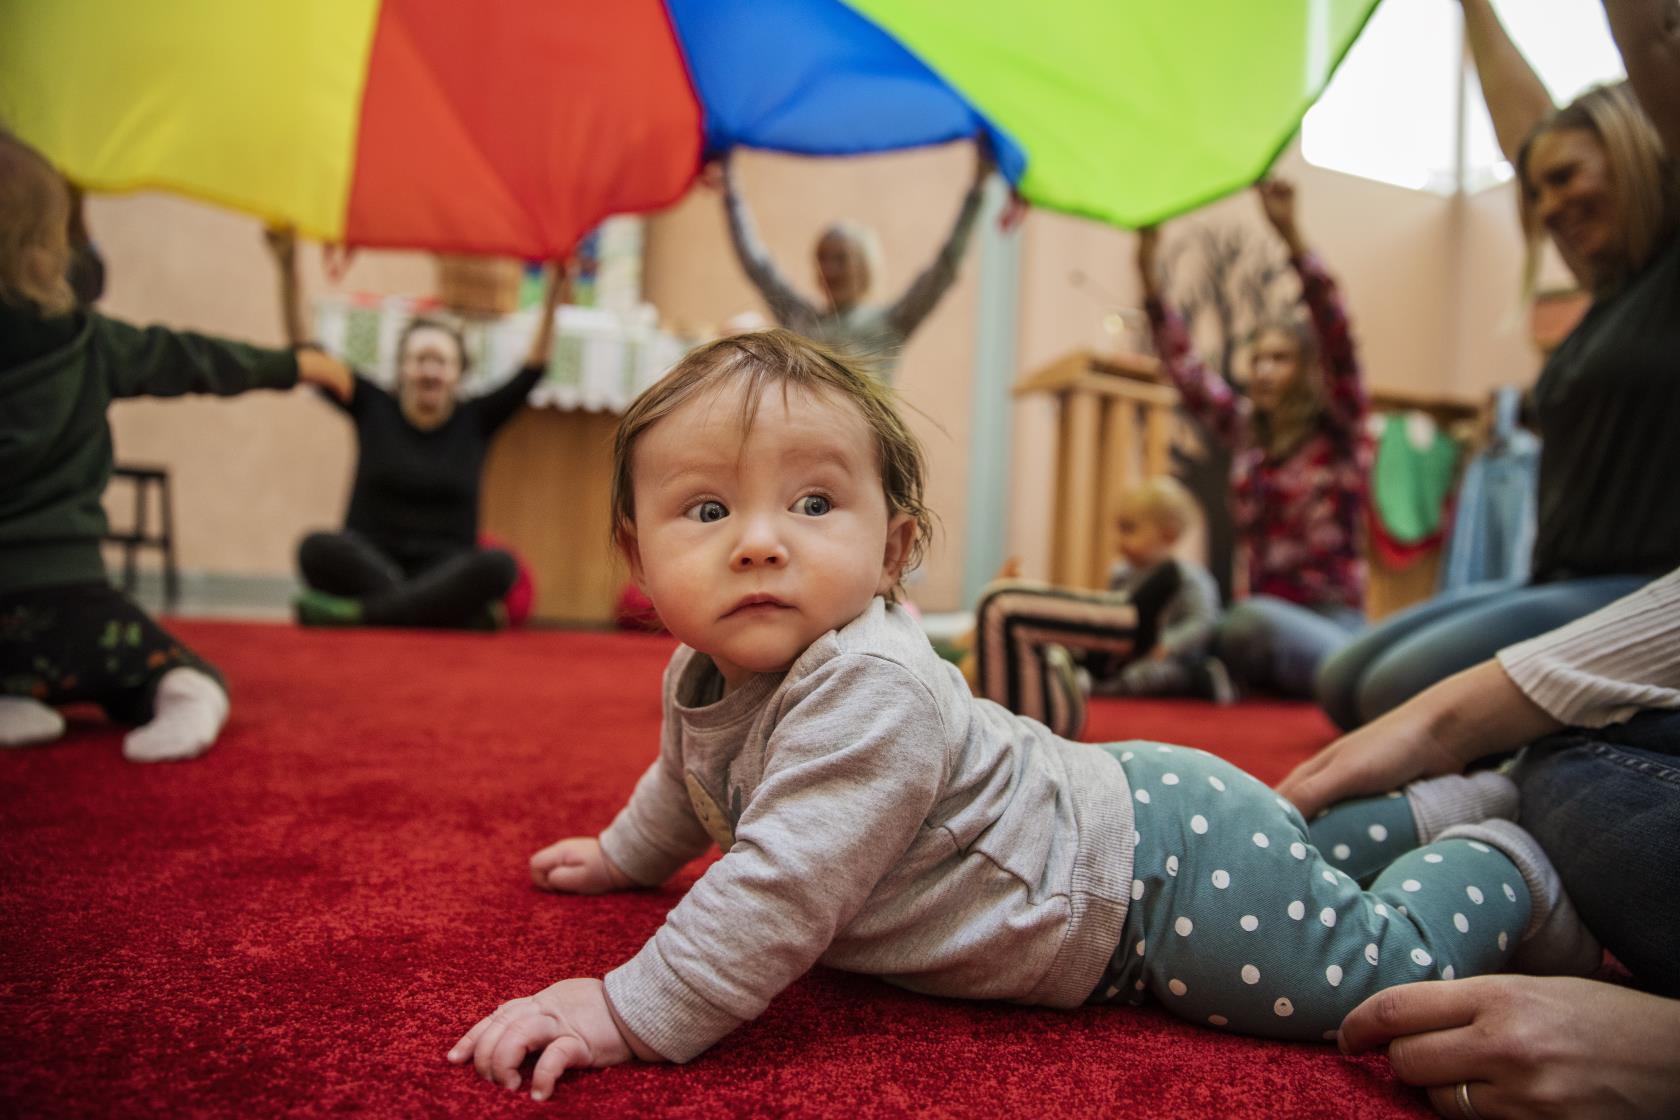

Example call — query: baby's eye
[796,494,833,517]
[686,500,728,523]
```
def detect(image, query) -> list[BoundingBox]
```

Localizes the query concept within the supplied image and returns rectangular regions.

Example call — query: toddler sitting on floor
[448,330,1596,1101]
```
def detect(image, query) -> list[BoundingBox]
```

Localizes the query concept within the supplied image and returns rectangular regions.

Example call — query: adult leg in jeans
[298,530,404,597]
[1315,581,1517,730]
[1514,709,1680,995]
[361,548,519,629]
[1214,596,1361,700]
[1323,575,1648,730]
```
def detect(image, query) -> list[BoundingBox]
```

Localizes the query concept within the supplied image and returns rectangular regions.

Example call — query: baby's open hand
[528,836,631,894]
[447,978,631,1100]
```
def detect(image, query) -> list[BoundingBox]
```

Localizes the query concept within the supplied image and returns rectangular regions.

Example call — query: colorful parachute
[0,0,1379,258]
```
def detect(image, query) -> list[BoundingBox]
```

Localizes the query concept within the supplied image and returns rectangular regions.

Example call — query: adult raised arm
[1255,177,1306,258]
[1604,0,1680,156]
[264,225,308,348]
[1459,0,1556,163]
[1338,975,1680,1119]
[882,141,989,338]
[1134,224,1163,303]
[715,153,822,330]
[522,258,570,370]
[261,225,352,404]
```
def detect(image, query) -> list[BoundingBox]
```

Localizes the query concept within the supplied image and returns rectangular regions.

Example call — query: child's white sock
[1405,769,1519,844]
[122,668,229,763]
[1437,819,1603,976]
[0,696,67,747]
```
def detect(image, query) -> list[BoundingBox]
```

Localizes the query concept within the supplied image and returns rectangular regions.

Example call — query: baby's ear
[877,513,916,594]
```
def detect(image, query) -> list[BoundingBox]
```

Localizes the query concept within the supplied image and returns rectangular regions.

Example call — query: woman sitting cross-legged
[268,229,564,630]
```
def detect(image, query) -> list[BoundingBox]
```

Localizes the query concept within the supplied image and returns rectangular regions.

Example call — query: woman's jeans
[1316,575,1649,730]
[1514,709,1680,995]
[1214,596,1363,700]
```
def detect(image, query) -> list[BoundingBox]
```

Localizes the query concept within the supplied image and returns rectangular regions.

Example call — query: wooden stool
[105,464,178,609]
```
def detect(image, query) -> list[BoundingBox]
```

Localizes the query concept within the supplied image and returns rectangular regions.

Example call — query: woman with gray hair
[715,142,991,382]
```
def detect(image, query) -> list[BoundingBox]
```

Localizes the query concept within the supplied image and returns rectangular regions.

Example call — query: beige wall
[85,139,1545,613]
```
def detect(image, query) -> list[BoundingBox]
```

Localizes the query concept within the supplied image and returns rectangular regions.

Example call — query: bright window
[1302,0,1627,194]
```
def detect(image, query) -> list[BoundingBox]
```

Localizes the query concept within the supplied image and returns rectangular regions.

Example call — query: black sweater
[328,365,543,566]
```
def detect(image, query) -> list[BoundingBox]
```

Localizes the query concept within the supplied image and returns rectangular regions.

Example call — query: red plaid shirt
[1146,253,1370,611]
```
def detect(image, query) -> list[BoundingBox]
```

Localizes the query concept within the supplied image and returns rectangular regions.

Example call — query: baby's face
[626,378,911,690]
[1115,502,1175,570]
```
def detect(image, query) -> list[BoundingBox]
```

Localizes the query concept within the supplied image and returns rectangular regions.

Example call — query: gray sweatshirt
[599,598,1135,1063]
[722,179,984,383]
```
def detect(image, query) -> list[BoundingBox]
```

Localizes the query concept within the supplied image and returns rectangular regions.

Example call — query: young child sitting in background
[973,476,1230,741]
[448,329,1596,1101]
[0,129,352,761]
[1094,477,1231,701]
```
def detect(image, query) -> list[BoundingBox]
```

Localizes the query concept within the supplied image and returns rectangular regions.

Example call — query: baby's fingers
[489,1014,561,1091]
[530,1035,592,1101]
[544,863,597,892]
[446,1013,496,1065]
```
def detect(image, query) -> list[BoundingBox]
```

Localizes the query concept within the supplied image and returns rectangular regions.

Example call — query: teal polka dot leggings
[1088,742,1530,1041]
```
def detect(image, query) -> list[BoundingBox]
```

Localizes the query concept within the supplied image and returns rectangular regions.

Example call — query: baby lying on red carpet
[448,330,1596,1101]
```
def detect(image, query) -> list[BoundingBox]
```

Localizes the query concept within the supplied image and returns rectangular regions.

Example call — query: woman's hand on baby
[1276,706,1451,820]
[528,836,632,894]
[447,978,637,1100]
[1277,660,1560,819]
[1338,975,1680,1120]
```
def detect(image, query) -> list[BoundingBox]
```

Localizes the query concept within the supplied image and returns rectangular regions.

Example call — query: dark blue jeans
[1214,596,1363,699]
[1514,710,1680,995]
[1316,575,1649,730]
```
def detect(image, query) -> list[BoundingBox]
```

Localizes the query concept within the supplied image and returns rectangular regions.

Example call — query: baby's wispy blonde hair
[1117,475,1198,539]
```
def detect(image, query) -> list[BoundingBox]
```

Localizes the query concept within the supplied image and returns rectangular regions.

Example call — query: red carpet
[1,622,1431,1119]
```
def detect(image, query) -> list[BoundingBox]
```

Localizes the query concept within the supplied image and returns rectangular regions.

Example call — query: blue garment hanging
[1439,387,1540,592]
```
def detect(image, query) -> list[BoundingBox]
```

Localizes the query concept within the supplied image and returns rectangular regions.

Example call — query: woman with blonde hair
[1316,0,1680,731]
[1137,178,1370,699]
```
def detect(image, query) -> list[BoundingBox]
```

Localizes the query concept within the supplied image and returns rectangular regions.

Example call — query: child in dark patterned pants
[0,127,351,760]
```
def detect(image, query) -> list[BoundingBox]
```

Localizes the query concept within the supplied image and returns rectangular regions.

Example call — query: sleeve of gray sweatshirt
[603,652,947,1063]
[722,177,821,333]
[883,180,984,340]
[598,655,715,886]
[1497,566,1680,728]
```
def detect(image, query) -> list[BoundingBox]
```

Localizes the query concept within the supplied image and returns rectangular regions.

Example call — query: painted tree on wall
[1157,223,1292,606]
